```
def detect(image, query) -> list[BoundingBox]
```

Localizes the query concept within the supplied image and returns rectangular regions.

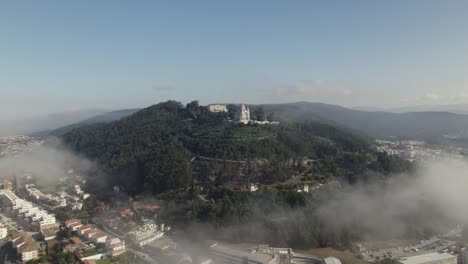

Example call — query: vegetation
[62,101,410,195]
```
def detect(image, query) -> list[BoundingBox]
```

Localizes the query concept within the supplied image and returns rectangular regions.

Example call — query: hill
[32,109,139,137]
[0,109,110,137]
[61,101,408,195]
[259,102,468,140]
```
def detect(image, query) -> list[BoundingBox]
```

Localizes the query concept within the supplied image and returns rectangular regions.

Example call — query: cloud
[152,84,175,92]
[422,92,440,101]
[262,80,352,102]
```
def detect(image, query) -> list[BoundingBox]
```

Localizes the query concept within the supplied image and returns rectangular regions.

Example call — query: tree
[56,227,73,240]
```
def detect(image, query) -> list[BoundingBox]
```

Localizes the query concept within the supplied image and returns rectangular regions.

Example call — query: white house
[0,225,7,239]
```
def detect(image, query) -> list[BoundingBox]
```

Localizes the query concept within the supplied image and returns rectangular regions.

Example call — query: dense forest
[62,101,411,195]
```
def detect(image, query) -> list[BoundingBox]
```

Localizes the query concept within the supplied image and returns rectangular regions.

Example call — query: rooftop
[70,237,82,244]
[399,253,456,264]
[210,243,275,264]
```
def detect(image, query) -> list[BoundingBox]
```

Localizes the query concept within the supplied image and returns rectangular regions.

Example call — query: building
[40,227,58,241]
[235,104,251,124]
[0,189,57,231]
[128,223,164,246]
[210,243,277,264]
[0,225,7,239]
[120,209,134,217]
[83,229,98,240]
[106,238,126,257]
[324,257,344,264]
[246,183,259,192]
[72,202,83,211]
[398,253,457,264]
[12,233,39,263]
[77,225,91,236]
[70,236,82,245]
[3,176,13,190]
[65,219,83,231]
[92,231,108,244]
[208,104,228,113]
[296,184,310,193]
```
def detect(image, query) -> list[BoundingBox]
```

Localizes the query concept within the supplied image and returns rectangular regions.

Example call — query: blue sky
[1,0,468,118]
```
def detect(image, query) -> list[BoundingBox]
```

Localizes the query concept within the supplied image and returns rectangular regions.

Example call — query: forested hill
[61,101,410,194]
[260,102,468,140]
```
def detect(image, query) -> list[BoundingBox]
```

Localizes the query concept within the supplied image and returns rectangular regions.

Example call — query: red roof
[70,237,82,244]
[143,205,161,210]
[120,209,134,216]
[70,222,82,228]
[94,231,107,238]
[79,225,91,231]
[83,229,96,235]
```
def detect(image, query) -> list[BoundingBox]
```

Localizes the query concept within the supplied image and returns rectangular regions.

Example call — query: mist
[0,139,96,188]
[2,138,468,262]
[178,157,468,249]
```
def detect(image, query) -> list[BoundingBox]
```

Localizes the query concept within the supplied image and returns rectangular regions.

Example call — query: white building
[324,257,343,264]
[93,231,108,244]
[248,183,258,192]
[12,233,39,263]
[208,104,228,113]
[296,184,310,193]
[398,253,457,264]
[128,223,164,246]
[0,189,57,231]
[106,238,126,256]
[0,225,7,239]
[235,104,251,124]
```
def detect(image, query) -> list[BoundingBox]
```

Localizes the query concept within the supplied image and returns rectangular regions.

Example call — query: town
[0,136,337,264]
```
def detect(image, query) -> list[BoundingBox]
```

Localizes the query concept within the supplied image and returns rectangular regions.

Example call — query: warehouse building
[398,253,457,264]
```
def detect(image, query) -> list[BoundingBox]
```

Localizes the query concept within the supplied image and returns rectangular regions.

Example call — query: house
[296,184,310,193]
[72,202,83,211]
[70,236,82,245]
[120,209,134,217]
[92,231,108,244]
[64,243,79,253]
[40,227,58,241]
[106,238,126,257]
[12,233,39,263]
[208,104,228,113]
[247,183,259,192]
[78,225,91,236]
[65,220,83,231]
[83,229,97,240]
[3,176,13,191]
[0,225,7,239]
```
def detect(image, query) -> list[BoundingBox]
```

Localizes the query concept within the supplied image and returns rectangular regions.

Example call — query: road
[0,241,15,264]
[127,248,160,264]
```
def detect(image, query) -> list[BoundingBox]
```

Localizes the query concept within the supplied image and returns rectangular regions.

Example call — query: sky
[1,0,468,119]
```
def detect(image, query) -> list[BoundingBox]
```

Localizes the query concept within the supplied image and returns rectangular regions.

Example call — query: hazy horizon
[1,0,468,120]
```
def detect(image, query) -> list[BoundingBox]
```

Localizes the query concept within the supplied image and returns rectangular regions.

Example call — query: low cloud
[422,92,440,101]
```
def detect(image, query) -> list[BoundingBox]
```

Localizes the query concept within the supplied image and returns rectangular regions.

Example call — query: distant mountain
[260,102,468,140]
[354,104,468,115]
[391,104,468,115]
[0,109,109,137]
[33,109,140,137]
